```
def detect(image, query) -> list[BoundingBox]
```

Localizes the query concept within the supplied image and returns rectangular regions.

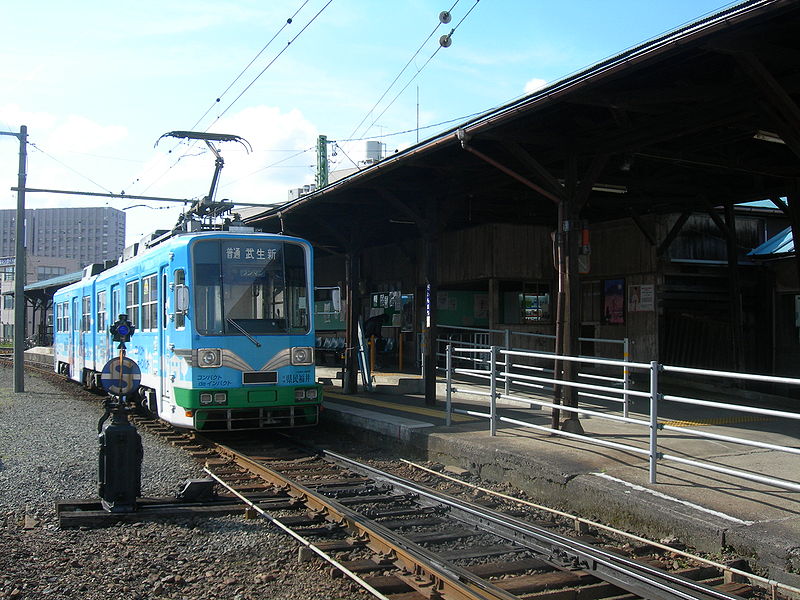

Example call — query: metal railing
[444,343,800,493]
[437,325,632,416]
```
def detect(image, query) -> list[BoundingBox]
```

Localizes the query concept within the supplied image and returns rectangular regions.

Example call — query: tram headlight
[200,393,213,405]
[290,346,314,366]
[198,348,222,368]
[214,392,227,405]
[294,388,319,401]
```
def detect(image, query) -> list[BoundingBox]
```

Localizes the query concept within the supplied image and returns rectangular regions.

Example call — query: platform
[317,372,800,588]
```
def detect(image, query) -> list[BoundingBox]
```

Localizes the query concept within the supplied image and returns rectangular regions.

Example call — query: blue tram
[53,228,322,430]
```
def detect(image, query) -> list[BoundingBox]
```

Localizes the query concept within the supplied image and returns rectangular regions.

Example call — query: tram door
[71,297,82,379]
[159,266,170,402]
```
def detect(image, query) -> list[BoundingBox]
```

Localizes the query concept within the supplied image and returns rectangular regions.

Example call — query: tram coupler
[98,395,143,513]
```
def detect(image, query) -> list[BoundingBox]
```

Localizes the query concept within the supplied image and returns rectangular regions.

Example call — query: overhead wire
[347,0,461,141]
[220,146,315,188]
[361,0,481,139]
[214,0,335,125]
[132,0,333,197]
[28,142,115,195]
[189,0,311,132]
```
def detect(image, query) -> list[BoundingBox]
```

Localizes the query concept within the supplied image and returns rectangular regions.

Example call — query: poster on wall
[603,279,625,324]
[628,284,655,312]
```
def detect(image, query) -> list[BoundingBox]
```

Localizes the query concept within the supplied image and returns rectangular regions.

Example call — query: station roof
[246,0,800,255]
[749,226,794,256]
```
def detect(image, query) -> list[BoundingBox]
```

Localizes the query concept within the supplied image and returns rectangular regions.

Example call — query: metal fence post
[504,328,511,397]
[649,360,660,484]
[490,345,498,436]
[623,337,630,418]
[445,344,452,427]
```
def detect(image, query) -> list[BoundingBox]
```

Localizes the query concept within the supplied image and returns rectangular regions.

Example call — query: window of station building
[126,280,139,326]
[3,295,14,310]
[37,266,66,280]
[581,281,603,323]
[499,281,552,324]
[81,295,91,332]
[1,267,14,281]
[96,290,107,333]
[142,274,158,331]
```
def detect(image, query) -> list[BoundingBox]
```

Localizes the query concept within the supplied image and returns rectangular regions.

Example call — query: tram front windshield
[193,239,309,336]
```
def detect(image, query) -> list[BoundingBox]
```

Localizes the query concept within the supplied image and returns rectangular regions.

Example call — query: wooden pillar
[488,278,497,331]
[788,195,800,293]
[423,229,439,406]
[724,202,745,372]
[552,200,566,429]
[343,249,361,394]
[561,196,584,434]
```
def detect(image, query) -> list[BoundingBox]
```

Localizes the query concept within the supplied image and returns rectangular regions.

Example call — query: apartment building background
[0,206,125,341]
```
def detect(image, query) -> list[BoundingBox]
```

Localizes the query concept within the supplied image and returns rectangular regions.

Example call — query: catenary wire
[214,0,335,125]
[220,146,315,188]
[135,0,334,196]
[361,0,481,139]
[189,0,311,132]
[347,0,461,141]
[28,142,115,194]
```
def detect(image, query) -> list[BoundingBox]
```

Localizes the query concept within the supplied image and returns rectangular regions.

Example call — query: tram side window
[96,290,107,333]
[142,274,157,331]
[126,280,139,327]
[285,243,309,332]
[174,269,186,329]
[56,302,69,332]
[81,295,91,332]
[111,286,120,324]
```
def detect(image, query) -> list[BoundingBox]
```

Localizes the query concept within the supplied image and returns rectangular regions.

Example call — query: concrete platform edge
[322,406,800,588]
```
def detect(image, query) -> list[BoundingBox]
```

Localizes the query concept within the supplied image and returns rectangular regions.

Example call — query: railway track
[6,361,786,599]
[191,434,759,600]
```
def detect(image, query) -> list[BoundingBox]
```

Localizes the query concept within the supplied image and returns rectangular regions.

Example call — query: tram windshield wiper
[226,318,262,347]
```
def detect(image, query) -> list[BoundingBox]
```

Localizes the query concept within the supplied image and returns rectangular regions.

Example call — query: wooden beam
[706,206,735,242]
[500,141,567,201]
[731,51,800,161]
[629,210,658,246]
[574,154,610,213]
[770,196,790,216]
[459,136,562,205]
[377,189,425,227]
[656,210,692,257]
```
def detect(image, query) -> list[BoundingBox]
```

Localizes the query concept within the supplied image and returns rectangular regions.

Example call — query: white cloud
[524,78,548,94]
[44,115,128,155]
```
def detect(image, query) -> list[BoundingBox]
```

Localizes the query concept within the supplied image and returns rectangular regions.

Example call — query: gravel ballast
[0,364,367,599]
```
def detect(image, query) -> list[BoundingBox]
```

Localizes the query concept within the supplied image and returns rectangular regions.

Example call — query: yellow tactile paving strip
[661,416,776,427]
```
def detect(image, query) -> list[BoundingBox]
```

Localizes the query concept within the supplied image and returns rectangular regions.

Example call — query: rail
[444,344,800,493]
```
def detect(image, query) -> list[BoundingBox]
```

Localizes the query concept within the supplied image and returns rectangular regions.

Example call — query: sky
[1,0,742,246]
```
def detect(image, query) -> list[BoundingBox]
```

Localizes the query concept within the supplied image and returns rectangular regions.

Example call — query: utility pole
[1,125,28,392]
[316,135,329,189]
